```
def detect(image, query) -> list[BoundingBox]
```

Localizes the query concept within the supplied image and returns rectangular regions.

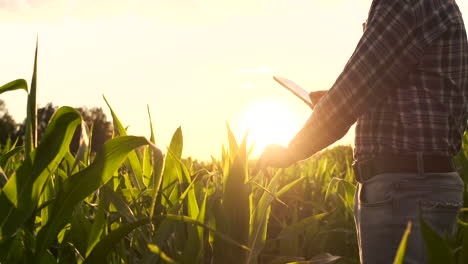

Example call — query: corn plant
[0,41,467,264]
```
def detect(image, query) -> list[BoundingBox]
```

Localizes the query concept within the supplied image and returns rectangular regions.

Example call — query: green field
[0,45,467,264]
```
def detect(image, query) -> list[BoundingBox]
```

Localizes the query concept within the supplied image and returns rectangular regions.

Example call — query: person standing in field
[256,0,468,263]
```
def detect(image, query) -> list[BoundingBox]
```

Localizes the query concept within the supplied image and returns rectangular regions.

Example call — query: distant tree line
[0,100,113,153]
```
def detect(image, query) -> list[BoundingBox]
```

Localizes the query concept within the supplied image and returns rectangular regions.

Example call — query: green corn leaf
[182,188,207,264]
[70,205,92,255]
[196,191,208,258]
[213,129,250,264]
[277,212,329,240]
[148,244,178,264]
[38,177,55,228]
[146,105,163,218]
[459,224,468,264]
[84,215,250,264]
[142,146,152,186]
[85,122,94,166]
[35,136,150,257]
[85,199,107,257]
[248,200,272,262]
[70,121,90,173]
[0,107,81,237]
[276,176,306,198]
[325,177,356,204]
[38,250,56,264]
[148,143,164,220]
[153,171,201,247]
[3,137,19,154]
[142,137,153,184]
[248,169,290,263]
[0,147,23,169]
[0,79,28,94]
[62,151,79,177]
[101,186,137,222]
[325,177,341,200]
[166,148,201,263]
[160,127,183,207]
[180,160,199,218]
[393,221,412,264]
[147,105,156,144]
[461,130,468,161]
[101,96,127,137]
[247,142,255,158]
[226,123,238,160]
[103,95,145,189]
[250,180,287,207]
[83,218,150,264]
[0,167,8,188]
[286,253,341,264]
[25,39,38,155]
[420,217,455,264]
[182,225,200,264]
[239,132,249,175]
[153,173,201,252]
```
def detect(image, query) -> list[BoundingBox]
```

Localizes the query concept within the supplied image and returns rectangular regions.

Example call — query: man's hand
[309,90,328,105]
[253,145,295,175]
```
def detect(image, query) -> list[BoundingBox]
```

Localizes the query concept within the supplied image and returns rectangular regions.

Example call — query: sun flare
[238,100,302,158]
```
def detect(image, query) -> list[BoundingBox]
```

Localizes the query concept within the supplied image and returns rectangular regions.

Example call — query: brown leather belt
[352,154,455,183]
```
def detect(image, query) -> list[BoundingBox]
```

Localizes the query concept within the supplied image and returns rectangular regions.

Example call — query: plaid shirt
[288,0,468,163]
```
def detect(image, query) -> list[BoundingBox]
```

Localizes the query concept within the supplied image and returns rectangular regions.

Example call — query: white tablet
[273,76,313,108]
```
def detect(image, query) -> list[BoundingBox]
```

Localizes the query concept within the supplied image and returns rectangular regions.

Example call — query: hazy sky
[0,0,467,160]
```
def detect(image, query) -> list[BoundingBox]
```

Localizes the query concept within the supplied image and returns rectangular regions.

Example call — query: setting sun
[237,99,302,157]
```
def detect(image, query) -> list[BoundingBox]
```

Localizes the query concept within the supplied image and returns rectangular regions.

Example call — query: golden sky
[0,0,467,160]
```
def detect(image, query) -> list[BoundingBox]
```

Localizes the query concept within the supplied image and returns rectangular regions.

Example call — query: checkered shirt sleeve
[288,0,468,162]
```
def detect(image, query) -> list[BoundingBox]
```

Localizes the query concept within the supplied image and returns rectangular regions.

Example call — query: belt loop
[417,152,424,175]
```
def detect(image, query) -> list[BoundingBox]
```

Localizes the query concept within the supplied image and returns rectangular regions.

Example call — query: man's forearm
[287,105,353,162]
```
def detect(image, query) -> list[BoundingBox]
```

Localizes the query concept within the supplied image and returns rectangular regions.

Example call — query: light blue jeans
[354,172,464,264]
